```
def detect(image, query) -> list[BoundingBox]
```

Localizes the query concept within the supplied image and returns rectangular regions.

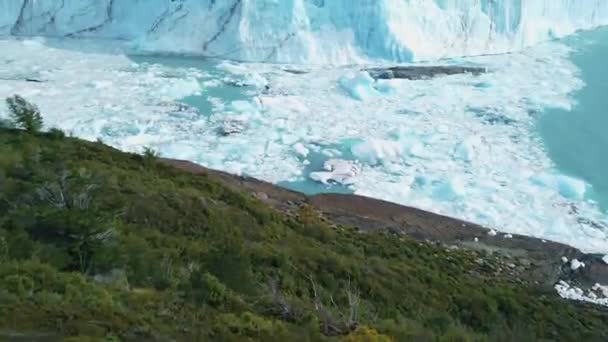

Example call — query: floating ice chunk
[432,177,466,201]
[351,139,403,165]
[557,176,587,200]
[321,149,342,158]
[570,259,585,271]
[293,143,309,158]
[603,255,608,265]
[219,118,247,136]
[531,173,587,200]
[217,61,249,74]
[488,229,497,236]
[202,79,222,88]
[243,73,269,89]
[339,72,379,101]
[309,159,361,185]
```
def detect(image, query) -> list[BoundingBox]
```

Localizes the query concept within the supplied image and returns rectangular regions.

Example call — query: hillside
[0,128,607,341]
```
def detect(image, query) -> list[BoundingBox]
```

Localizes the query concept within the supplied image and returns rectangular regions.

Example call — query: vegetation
[5,95,43,132]
[0,107,606,340]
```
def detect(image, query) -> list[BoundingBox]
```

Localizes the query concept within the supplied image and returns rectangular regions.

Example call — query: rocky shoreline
[365,65,486,80]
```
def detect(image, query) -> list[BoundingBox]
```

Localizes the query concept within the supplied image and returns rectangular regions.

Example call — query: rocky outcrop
[366,66,486,80]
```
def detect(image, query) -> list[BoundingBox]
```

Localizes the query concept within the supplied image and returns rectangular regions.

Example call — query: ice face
[1,0,608,63]
[1,37,607,253]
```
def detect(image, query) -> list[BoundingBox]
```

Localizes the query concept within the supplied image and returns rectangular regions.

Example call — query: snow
[570,259,585,271]
[561,257,569,263]
[603,255,608,265]
[488,229,497,237]
[503,234,513,239]
[1,0,608,64]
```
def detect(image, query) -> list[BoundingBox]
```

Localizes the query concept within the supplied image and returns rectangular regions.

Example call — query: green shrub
[5,95,43,132]
[48,127,66,139]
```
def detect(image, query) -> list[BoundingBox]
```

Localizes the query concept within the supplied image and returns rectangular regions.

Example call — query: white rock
[570,259,585,271]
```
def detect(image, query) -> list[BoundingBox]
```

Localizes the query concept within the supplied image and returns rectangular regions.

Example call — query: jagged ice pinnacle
[1,0,608,64]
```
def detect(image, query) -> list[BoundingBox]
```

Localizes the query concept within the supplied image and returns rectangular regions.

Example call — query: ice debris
[309,159,361,185]
[218,118,247,136]
[351,138,403,165]
[339,72,393,101]
[530,173,587,201]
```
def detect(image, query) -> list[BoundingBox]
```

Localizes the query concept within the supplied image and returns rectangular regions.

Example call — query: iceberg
[1,0,607,64]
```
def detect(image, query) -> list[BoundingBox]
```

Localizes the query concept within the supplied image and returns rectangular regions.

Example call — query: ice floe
[309,159,361,185]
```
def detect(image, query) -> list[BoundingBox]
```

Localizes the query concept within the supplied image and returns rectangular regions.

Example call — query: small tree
[142,146,159,167]
[5,95,43,132]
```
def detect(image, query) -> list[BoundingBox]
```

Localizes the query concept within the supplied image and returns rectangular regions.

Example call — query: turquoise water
[128,55,253,116]
[538,26,608,212]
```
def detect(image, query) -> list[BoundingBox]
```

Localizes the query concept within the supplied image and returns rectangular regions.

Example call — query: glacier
[1,0,608,63]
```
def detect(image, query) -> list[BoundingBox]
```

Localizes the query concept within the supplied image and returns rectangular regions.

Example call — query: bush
[5,95,43,132]
[142,146,159,165]
[48,128,66,139]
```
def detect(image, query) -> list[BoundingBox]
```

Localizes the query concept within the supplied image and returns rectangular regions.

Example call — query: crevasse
[1,0,607,63]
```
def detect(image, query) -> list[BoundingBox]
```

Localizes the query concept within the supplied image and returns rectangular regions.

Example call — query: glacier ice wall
[1,0,608,63]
